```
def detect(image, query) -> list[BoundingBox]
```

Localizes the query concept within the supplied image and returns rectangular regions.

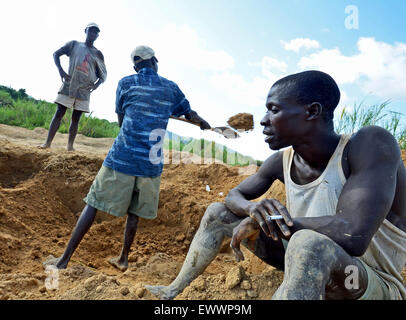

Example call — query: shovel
[170,116,240,139]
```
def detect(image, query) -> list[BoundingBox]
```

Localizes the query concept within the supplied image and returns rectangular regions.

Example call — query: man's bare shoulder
[230,150,285,200]
[347,125,401,169]
[257,150,285,181]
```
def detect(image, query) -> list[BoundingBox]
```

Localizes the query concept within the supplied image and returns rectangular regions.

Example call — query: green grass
[0,96,120,138]
[334,101,406,150]
[163,133,258,167]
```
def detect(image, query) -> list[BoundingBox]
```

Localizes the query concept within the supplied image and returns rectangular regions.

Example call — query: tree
[0,91,13,107]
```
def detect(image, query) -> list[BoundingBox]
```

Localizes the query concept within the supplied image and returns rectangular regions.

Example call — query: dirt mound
[0,137,280,300]
[0,125,405,300]
[227,113,254,131]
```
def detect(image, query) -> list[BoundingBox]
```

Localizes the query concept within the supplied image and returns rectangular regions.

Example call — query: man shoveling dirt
[227,113,254,131]
[145,70,406,300]
[44,45,210,271]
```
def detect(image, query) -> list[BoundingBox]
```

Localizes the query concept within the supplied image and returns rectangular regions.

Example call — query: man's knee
[286,229,336,257]
[202,202,227,225]
[201,202,240,229]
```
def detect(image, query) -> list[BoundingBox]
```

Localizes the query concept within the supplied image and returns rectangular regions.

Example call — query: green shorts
[84,165,161,219]
[356,258,403,300]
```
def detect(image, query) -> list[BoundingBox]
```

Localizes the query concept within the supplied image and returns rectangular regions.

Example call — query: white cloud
[297,37,406,100]
[210,72,271,108]
[261,56,288,72]
[145,24,235,72]
[248,56,287,82]
[281,38,320,52]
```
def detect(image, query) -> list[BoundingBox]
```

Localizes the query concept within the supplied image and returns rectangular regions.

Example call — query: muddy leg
[67,109,83,151]
[39,104,67,149]
[44,205,97,269]
[272,229,368,300]
[109,214,139,271]
[145,203,242,300]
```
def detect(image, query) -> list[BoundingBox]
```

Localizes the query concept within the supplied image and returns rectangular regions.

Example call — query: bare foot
[38,143,50,149]
[144,285,178,300]
[43,254,68,269]
[108,257,128,271]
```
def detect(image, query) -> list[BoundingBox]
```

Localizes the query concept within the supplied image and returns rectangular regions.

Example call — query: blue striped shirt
[103,68,191,177]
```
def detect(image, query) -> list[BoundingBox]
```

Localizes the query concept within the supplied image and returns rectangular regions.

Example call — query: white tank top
[283,134,406,298]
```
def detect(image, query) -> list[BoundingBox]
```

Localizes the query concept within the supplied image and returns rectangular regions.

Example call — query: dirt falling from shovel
[227,113,254,131]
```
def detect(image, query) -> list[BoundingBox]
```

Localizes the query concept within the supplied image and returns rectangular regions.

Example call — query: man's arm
[54,41,74,82]
[115,81,124,127]
[184,110,210,130]
[225,151,293,240]
[289,126,401,256]
[226,151,284,216]
[117,113,124,128]
[91,50,107,92]
[171,84,210,130]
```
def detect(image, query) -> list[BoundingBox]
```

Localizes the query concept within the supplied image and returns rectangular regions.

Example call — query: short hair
[132,56,158,66]
[272,70,340,121]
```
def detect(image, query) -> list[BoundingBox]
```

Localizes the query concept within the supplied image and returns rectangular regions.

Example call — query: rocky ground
[0,123,404,300]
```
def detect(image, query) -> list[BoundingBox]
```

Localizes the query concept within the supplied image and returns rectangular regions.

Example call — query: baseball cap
[130,45,157,64]
[85,22,100,32]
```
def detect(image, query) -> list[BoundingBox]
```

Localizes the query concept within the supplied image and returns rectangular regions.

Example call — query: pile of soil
[0,124,286,300]
[0,124,405,300]
[227,113,254,131]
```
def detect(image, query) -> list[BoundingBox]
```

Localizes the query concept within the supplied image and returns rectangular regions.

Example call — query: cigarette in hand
[266,215,283,221]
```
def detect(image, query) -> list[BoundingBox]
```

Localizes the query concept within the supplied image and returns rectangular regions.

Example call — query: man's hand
[247,199,293,241]
[89,81,100,92]
[199,119,211,130]
[82,81,101,92]
[230,217,260,262]
[59,68,71,83]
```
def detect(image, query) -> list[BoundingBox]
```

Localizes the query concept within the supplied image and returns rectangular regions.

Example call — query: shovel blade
[212,127,240,139]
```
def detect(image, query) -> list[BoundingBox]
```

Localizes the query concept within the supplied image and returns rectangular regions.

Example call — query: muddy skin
[272,229,368,300]
[145,203,243,300]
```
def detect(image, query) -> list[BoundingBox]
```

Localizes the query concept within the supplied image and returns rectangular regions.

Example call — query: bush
[0,91,13,107]
[334,101,406,149]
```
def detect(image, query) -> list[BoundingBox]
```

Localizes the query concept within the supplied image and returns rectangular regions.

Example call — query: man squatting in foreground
[44,45,211,271]
[40,23,107,151]
[146,70,406,300]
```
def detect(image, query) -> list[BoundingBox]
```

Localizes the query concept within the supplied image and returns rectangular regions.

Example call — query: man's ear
[306,102,323,121]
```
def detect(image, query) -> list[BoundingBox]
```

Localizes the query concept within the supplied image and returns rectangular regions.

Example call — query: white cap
[130,45,157,64]
[85,22,100,32]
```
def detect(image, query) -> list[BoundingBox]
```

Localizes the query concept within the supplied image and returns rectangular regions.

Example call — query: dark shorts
[242,230,287,271]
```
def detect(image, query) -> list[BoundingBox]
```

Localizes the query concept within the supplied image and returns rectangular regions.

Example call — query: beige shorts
[84,165,161,219]
[55,93,90,113]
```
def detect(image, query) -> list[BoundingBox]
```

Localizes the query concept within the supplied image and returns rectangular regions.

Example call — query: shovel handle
[170,116,202,127]
[169,116,240,139]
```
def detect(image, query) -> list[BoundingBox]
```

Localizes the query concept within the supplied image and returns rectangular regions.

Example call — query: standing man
[145,70,406,300]
[40,23,107,151]
[44,45,210,271]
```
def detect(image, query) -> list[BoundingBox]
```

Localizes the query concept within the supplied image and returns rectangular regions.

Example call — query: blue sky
[1,0,405,161]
